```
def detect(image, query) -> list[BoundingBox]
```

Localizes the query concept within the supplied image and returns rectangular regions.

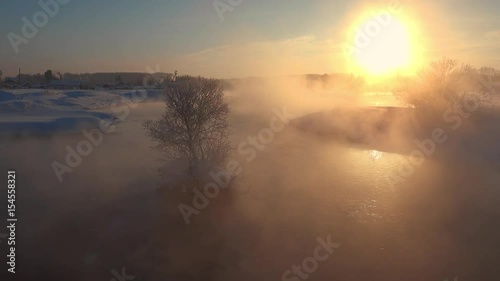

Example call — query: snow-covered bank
[0,89,163,135]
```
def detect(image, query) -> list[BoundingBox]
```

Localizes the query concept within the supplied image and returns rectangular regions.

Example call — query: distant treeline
[13,72,174,87]
[4,65,498,92]
[8,72,370,91]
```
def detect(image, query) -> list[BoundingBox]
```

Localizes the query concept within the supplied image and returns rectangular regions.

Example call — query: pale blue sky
[1,0,499,77]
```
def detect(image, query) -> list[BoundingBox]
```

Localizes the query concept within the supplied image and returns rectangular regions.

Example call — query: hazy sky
[1,0,499,77]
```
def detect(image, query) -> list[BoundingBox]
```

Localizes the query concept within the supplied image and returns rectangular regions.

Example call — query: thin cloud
[485,30,500,40]
[168,36,344,78]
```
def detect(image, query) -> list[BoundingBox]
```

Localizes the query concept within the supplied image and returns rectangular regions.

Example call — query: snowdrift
[0,89,163,136]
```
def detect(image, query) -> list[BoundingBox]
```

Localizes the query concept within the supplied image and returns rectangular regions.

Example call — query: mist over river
[1,88,500,280]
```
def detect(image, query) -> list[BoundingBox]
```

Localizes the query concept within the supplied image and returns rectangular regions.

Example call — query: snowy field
[0,89,163,136]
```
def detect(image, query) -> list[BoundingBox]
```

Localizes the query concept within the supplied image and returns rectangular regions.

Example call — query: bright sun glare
[356,18,410,74]
[345,9,421,76]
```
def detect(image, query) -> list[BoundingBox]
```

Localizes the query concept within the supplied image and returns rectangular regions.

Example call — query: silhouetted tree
[44,70,53,83]
[143,77,230,177]
[395,58,491,123]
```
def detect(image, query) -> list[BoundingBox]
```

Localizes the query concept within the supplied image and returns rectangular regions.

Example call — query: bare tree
[143,77,230,178]
[395,58,490,115]
[44,70,53,83]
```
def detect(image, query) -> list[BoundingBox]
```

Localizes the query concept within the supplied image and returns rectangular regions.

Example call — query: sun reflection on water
[369,150,383,160]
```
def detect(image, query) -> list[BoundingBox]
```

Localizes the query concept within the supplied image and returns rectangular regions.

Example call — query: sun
[355,18,410,74]
[344,9,422,76]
